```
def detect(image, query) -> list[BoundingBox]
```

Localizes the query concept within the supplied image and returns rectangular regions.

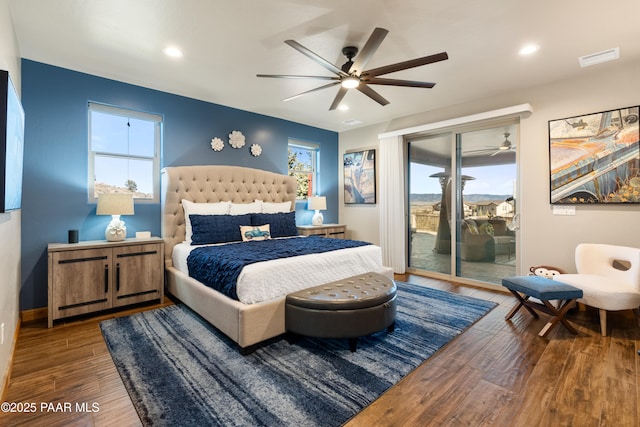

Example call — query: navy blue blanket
[187,236,371,300]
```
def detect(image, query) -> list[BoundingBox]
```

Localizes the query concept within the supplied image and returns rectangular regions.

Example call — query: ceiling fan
[257,27,448,110]
[465,133,516,156]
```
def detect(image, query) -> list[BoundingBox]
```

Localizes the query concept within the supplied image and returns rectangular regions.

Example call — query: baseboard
[20,307,47,322]
[0,318,20,402]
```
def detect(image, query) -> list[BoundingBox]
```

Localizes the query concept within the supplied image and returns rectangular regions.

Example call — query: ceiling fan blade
[365,77,436,88]
[363,52,449,77]
[329,87,349,111]
[282,81,340,102]
[464,149,496,155]
[284,40,347,77]
[356,84,389,106]
[349,27,388,74]
[491,147,516,156]
[257,74,339,81]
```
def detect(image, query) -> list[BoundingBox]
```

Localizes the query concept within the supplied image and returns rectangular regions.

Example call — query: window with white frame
[88,102,162,202]
[288,139,319,199]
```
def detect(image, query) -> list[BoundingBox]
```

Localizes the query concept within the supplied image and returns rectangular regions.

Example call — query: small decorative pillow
[240,224,271,241]
[479,223,494,236]
[190,214,252,245]
[230,200,263,215]
[251,212,297,238]
[464,220,479,235]
[259,200,292,213]
[182,199,231,243]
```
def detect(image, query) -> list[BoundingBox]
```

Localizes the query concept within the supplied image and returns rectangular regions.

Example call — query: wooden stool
[502,276,583,337]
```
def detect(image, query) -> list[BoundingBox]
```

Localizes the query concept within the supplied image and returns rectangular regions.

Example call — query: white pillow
[230,200,263,215]
[182,199,231,243]
[260,200,292,213]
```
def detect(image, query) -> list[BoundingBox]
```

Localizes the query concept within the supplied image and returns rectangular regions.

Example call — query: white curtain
[378,135,406,273]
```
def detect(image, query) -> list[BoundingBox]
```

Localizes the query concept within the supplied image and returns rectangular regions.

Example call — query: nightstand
[47,237,164,327]
[297,224,347,239]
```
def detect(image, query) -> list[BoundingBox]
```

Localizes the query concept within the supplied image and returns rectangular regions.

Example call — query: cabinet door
[51,248,113,321]
[112,243,163,307]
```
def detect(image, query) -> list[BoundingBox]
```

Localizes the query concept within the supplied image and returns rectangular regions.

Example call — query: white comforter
[172,238,384,304]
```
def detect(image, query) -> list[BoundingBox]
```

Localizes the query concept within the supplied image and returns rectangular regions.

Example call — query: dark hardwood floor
[1,275,638,426]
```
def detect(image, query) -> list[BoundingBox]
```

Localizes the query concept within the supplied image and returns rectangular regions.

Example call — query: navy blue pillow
[190,214,252,245]
[251,212,298,238]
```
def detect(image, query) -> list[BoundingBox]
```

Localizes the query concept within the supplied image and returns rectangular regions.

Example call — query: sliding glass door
[408,133,452,276]
[455,128,517,283]
[408,124,518,285]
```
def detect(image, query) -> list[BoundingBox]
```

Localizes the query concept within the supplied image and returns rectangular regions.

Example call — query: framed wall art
[549,105,639,204]
[343,149,376,204]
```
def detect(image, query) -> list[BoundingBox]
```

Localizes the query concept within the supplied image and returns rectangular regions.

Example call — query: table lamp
[96,193,134,241]
[307,196,326,226]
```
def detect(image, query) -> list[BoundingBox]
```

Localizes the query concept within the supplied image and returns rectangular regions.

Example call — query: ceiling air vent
[342,119,363,126]
[578,47,619,68]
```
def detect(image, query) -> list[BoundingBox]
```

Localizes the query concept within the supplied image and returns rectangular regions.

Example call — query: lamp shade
[307,196,326,211]
[96,193,134,216]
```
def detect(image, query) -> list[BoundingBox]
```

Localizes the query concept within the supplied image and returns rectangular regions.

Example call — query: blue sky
[410,162,516,196]
[92,111,155,193]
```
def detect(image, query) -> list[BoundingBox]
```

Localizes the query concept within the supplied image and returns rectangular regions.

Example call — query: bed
[161,165,392,351]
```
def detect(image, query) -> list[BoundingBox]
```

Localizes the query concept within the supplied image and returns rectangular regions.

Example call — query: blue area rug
[100,282,496,426]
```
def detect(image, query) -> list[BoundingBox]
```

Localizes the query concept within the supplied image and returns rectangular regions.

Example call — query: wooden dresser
[297,224,347,239]
[47,237,164,327]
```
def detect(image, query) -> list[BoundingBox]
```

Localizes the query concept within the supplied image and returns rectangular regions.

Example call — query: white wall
[339,58,640,275]
[0,0,22,398]
[339,122,388,244]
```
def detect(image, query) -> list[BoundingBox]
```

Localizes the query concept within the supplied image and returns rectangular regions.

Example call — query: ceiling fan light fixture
[500,132,512,150]
[341,76,360,89]
[257,27,448,109]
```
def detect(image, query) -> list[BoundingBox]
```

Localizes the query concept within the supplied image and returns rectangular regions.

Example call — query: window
[288,140,319,199]
[88,102,162,202]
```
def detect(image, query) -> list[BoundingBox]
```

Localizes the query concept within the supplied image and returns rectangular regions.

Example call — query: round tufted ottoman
[285,272,397,352]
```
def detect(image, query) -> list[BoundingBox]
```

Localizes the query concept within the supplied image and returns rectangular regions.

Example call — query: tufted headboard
[161,165,297,264]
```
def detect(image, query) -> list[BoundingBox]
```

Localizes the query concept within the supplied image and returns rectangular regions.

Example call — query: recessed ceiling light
[518,44,539,56]
[338,105,349,111]
[163,46,183,58]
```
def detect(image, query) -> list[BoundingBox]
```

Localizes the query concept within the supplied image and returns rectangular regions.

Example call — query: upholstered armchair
[488,219,515,256]
[553,243,640,336]
[460,220,495,262]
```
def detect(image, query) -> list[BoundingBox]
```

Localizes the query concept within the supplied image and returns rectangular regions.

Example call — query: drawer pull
[116,289,158,300]
[104,265,109,293]
[116,250,158,258]
[59,298,108,310]
[116,263,121,291]
[58,255,108,264]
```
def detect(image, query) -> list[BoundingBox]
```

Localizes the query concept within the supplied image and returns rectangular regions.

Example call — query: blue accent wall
[21,59,338,310]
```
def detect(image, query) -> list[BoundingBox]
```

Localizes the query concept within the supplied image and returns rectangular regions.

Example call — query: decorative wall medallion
[210,137,224,151]
[250,143,262,157]
[229,130,246,149]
